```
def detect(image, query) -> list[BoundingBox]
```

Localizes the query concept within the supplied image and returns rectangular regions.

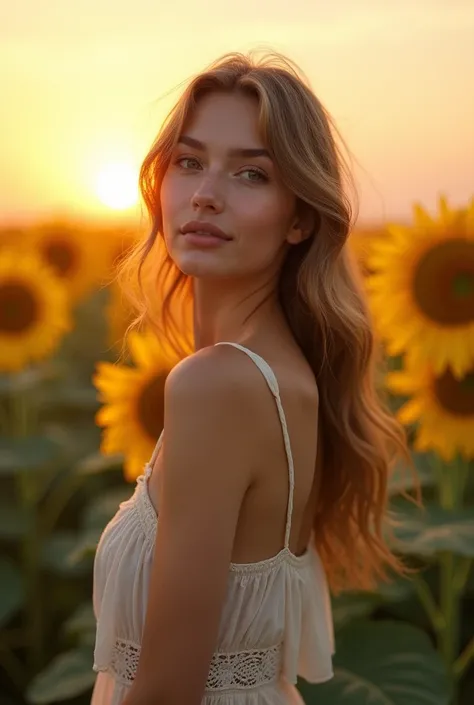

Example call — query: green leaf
[41,532,90,577]
[298,620,451,705]
[63,602,96,637]
[26,648,95,703]
[388,452,434,495]
[75,451,124,475]
[39,385,99,413]
[376,576,415,603]
[81,486,133,530]
[78,631,96,648]
[0,501,29,539]
[0,556,24,627]
[43,423,102,466]
[0,436,61,475]
[0,364,59,395]
[67,485,132,567]
[331,593,380,631]
[66,528,102,566]
[392,500,474,557]
[67,484,132,571]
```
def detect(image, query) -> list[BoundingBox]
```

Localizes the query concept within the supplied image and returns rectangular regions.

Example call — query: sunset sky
[1,0,473,226]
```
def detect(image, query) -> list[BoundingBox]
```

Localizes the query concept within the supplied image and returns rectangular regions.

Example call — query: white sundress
[91,342,335,705]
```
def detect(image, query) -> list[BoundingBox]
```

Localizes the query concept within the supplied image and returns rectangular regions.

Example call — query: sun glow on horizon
[95,162,139,210]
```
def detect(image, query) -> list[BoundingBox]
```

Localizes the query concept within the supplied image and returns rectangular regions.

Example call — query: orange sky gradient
[1,0,473,227]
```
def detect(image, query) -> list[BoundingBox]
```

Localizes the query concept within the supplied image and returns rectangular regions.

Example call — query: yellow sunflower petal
[94,328,185,482]
[386,370,419,395]
[413,204,434,230]
[127,330,157,368]
[391,360,474,461]
[397,398,424,425]
[0,248,71,372]
[366,197,474,378]
[438,195,452,226]
[24,222,103,303]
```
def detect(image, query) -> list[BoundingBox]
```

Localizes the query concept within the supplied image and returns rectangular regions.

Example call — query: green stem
[436,455,469,702]
[453,557,472,594]
[440,550,460,668]
[0,643,26,692]
[40,471,85,538]
[456,456,470,499]
[412,573,445,634]
[1,626,29,649]
[454,636,474,678]
[0,400,11,432]
[12,384,44,676]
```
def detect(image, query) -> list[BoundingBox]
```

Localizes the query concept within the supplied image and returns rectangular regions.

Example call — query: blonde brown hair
[120,51,410,592]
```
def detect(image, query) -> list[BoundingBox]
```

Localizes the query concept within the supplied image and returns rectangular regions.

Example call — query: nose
[191,176,224,214]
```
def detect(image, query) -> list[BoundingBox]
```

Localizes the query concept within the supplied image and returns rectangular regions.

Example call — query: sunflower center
[43,239,78,276]
[0,281,38,333]
[413,239,474,325]
[433,367,474,416]
[136,374,167,441]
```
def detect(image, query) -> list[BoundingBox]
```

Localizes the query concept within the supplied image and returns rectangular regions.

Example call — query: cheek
[159,175,182,253]
[239,191,293,246]
[161,170,193,215]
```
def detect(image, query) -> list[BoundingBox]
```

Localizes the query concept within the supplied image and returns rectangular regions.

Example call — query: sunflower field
[0,198,473,705]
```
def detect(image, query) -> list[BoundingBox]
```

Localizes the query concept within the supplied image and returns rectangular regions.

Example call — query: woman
[91,51,407,705]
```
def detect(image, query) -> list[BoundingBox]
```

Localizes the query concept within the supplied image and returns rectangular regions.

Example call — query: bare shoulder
[164,343,264,414]
[135,345,271,701]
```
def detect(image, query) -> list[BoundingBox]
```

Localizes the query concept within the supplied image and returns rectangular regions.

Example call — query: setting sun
[95,162,139,210]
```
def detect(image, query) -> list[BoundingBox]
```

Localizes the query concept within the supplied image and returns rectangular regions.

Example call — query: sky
[1,0,473,226]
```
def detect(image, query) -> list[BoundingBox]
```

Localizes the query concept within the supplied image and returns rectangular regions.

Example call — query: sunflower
[387,363,474,461]
[348,226,385,275]
[0,249,71,372]
[366,197,474,378]
[26,222,101,302]
[94,330,188,481]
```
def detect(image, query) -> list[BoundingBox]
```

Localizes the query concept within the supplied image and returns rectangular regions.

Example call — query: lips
[180,221,232,241]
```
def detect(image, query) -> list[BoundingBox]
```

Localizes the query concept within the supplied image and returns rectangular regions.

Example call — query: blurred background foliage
[0,198,473,705]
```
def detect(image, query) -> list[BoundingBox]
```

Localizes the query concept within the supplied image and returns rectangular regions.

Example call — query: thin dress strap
[147,428,164,470]
[215,341,295,550]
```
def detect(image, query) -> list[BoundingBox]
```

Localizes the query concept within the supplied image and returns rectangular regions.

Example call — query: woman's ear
[286,205,319,245]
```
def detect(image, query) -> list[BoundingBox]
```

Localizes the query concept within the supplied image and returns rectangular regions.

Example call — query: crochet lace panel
[206,643,282,690]
[109,638,140,687]
[106,638,282,691]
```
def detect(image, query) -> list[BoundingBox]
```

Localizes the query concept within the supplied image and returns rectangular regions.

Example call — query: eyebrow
[177,135,271,159]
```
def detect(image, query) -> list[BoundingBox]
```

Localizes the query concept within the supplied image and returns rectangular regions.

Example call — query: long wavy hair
[119,51,412,593]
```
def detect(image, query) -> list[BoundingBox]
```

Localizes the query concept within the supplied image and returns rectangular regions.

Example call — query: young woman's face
[160,91,304,280]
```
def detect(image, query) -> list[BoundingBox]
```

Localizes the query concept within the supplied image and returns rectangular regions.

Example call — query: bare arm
[122,348,258,705]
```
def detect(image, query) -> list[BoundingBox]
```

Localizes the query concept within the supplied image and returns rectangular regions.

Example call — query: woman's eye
[177,157,201,170]
[240,168,268,183]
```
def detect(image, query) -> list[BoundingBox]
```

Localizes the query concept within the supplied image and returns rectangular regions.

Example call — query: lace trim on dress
[230,546,311,574]
[102,637,283,691]
[134,468,157,546]
[107,638,140,687]
[206,643,282,691]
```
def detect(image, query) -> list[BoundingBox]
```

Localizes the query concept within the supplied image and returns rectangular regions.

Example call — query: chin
[172,251,233,279]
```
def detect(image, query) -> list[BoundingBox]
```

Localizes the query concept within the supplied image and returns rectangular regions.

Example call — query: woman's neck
[192,275,284,351]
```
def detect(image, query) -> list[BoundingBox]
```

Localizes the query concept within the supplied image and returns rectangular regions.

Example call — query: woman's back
[149,340,320,565]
